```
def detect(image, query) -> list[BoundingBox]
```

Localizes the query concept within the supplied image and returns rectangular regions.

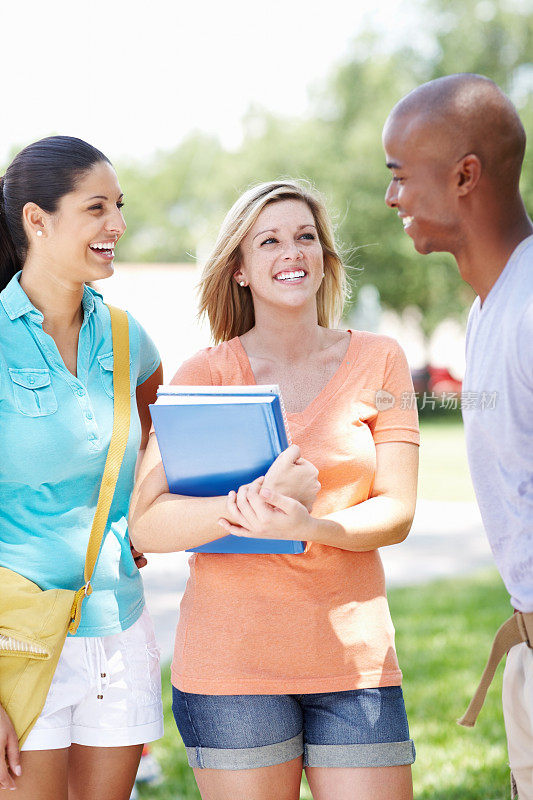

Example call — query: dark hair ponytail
[0,175,20,291]
[0,136,111,291]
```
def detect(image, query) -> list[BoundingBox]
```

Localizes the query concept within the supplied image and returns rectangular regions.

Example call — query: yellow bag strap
[69,306,131,634]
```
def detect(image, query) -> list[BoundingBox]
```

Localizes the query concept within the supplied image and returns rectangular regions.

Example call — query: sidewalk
[142,499,494,662]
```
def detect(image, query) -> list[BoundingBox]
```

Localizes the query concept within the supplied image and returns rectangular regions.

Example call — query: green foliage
[59,1,533,332]
[117,134,229,263]
[139,570,511,800]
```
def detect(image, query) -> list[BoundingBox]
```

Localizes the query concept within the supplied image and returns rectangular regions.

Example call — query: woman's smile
[89,239,117,261]
[272,268,307,284]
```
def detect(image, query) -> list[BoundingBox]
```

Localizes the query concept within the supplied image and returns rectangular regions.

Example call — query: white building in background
[97,264,466,380]
[95,263,211,380]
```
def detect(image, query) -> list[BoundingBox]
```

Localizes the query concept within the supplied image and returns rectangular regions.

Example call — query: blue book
[149,385,305,554]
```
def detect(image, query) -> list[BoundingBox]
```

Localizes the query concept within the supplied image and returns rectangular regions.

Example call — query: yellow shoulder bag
[0,306,131,747]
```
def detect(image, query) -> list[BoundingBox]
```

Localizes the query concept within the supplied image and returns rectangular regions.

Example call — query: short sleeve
[129,316,161,386]
[370,339,420,446]
[170,349,213,386]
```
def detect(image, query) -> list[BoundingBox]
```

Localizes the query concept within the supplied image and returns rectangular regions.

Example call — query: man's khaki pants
[503,643,533,799]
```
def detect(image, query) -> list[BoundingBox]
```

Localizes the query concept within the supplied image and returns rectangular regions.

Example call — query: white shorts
[503,642,533,800]
[22,607,164,751]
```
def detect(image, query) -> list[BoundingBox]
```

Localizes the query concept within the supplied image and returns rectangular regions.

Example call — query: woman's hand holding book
[218,478,316,542]
[262,445,320,512]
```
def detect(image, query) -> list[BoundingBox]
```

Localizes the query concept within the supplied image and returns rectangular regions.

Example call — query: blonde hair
[198,180,349,344]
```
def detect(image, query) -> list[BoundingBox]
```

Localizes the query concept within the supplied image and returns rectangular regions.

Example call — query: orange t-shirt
[170,330,419,694]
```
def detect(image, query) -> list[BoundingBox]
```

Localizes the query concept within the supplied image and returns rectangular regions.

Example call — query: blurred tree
[304,0,533,332]
[115,0,533,334]
[117,133,228,263]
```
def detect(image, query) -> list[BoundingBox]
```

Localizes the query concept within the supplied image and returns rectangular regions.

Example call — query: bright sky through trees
[3,0,532,333]
[1,0,424,162]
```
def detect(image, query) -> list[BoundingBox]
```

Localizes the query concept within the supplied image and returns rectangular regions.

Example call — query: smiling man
[383,73,533,798]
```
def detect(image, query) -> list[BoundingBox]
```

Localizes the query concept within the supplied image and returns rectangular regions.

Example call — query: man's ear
[456,154,482,196]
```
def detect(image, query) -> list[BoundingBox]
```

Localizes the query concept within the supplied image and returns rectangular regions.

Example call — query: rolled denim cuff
[185,732,303,770]
[304,739,416,767]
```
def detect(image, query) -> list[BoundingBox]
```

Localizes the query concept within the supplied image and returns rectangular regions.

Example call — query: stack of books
[149,385,304,554]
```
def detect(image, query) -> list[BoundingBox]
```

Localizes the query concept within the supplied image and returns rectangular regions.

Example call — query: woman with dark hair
[0,136,164,798]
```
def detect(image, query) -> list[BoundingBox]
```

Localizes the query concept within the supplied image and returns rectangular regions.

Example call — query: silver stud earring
[36,230,43,237]
[239,281,246,287]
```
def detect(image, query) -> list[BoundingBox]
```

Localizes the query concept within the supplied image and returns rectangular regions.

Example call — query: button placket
[71,319,100,447]
[76,318,91,388]
[69,380,101,448]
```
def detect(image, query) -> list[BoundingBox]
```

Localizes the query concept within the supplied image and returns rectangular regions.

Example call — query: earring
[239,281,246,287]
[36,230,43,237]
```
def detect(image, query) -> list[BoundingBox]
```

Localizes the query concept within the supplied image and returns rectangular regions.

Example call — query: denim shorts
[172,685,416,770]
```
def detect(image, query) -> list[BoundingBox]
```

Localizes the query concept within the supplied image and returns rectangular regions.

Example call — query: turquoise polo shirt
[0,272,160,636]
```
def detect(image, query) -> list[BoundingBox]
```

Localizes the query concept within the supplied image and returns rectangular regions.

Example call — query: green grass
[139,569,512,800]
[392,568,511,800]
[418,417,476,503]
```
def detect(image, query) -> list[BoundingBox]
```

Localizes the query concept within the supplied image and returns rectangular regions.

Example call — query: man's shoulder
[511,234,533,282]
[491,246,533,384]
[503,246,533,332]
[486,238,533,325]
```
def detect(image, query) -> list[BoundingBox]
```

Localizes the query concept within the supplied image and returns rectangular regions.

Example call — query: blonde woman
[130,181,419,800]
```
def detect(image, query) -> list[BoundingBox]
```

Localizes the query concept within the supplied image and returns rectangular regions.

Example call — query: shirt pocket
[97,351,135,398]
[8,368,58,417]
